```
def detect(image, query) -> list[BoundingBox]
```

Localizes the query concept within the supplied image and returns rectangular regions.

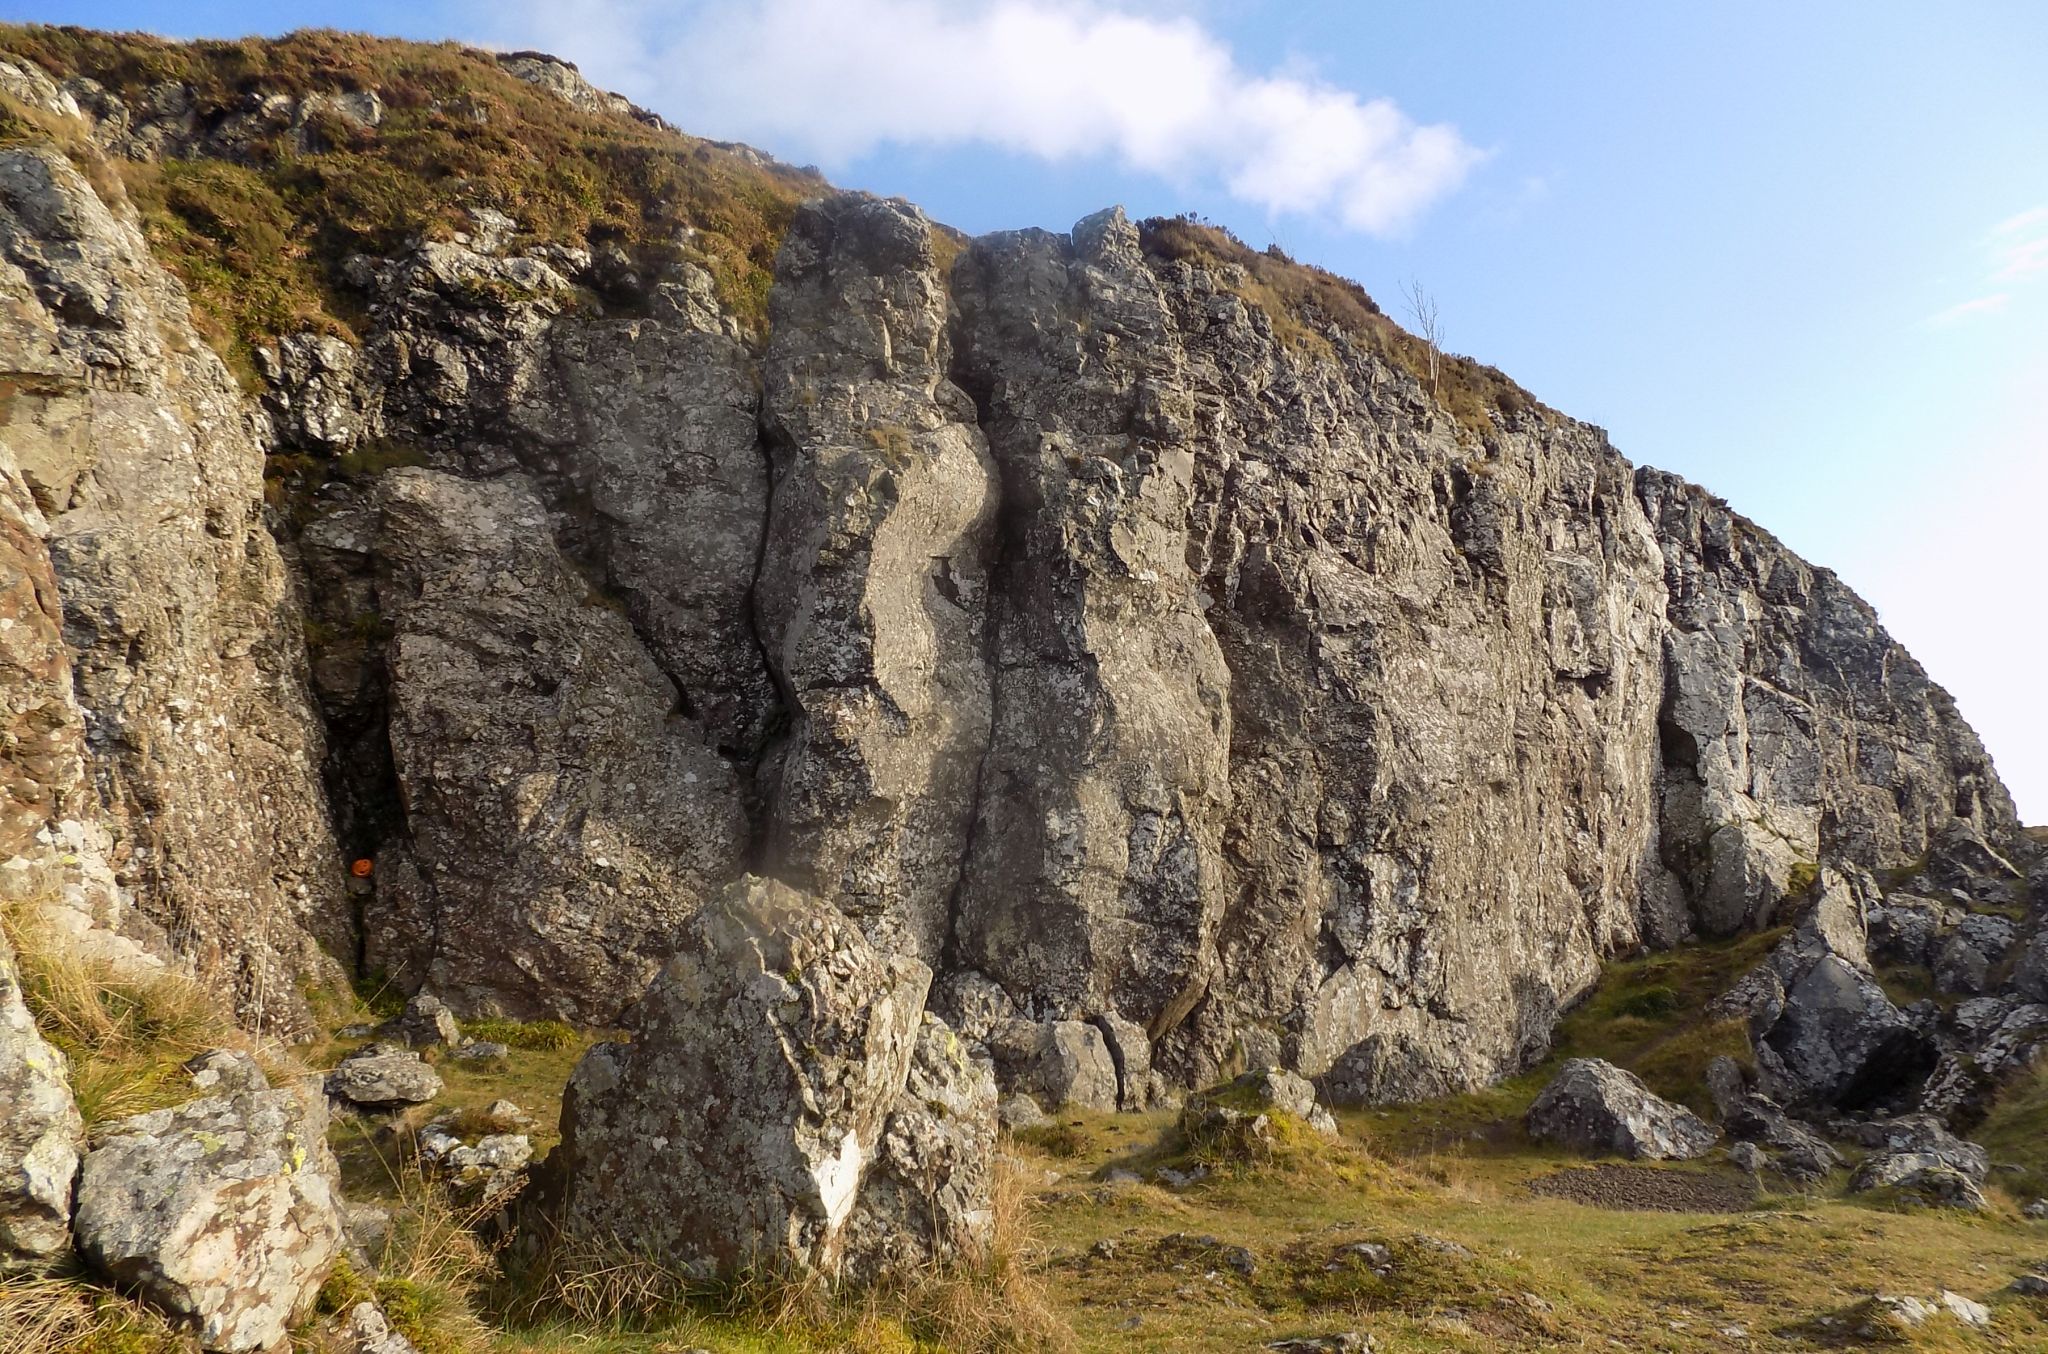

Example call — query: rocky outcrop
[556,875,992,1280]
[1639,469,2018,938]
[756,195,998,969]
[1525,1057,1719,1160]
[0,925,82,1274]
[0,145,349,1034]
[0,33,2033,1133]
[72,1056,345,1353]
[363,469,746,1019]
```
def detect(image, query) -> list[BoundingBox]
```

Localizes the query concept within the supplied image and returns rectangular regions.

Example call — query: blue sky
[16,0,2047,820]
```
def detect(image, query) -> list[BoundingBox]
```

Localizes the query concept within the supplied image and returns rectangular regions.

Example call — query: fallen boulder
[989,1018,1120,1112]
[72,1060,345,1352]
[1187,1067,1339,1138]
[0,926,83,1275]
[376,993,462,1049]
[326,1043,443,1110]
[415,1122,532,1199]
[1721,1093,1841,1184]
[1525,1058,1719,1161]
[556,875,992,1281]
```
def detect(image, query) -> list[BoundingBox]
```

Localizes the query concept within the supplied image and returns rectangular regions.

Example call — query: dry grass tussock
[319,1164,500,1354]
[0,1276,186,1354]
[0,903,254,1128]
[512,1156,1074,1353]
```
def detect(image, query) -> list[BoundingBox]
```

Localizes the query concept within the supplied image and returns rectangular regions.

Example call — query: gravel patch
[1527,1163,1757,1213]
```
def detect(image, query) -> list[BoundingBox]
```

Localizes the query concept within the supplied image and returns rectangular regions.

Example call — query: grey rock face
[368,469,746,1018]
[325,1043,442,1109]
[72,1074,344,1353]
[1639,468,2017,938]
[949,209,1671,1104]
[989,1018,1121,1113]
[557,876,985,1280]
[0,147,350,1034]
[757,195,998,968]
[948,210,1235,1036]
[0,926,82,1275]
[1525,1057,1719,1160]
[842,1013,999,1278]
[1933,914,2018,996]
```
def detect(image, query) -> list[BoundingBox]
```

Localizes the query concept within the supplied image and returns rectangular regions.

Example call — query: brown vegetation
[1138,214,1548,439]
[0,25,823,373]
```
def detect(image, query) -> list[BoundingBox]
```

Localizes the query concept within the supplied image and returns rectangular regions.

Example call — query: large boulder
[0,926,83,1274]
[72,1057,345,1352]
[1756,956,1926,1108]
[1525,1058,1719,1161]
[989,1018,1121,1113]
[842,1013,999,1277]
[556,875,993,1280]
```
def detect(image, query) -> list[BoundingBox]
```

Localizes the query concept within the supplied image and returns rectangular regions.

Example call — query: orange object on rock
[350,858,374,879]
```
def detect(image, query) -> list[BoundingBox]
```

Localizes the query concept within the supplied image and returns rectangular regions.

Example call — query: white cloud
[1928,203,2048,326]
[1929,292,2012,326]
[468,0,1484,235]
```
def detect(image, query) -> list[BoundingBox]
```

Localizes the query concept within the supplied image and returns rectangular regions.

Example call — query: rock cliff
[0,29,2032,1129]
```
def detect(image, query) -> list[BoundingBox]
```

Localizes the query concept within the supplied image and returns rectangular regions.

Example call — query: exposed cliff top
[0,24,1548,444]
[0,24,824,370]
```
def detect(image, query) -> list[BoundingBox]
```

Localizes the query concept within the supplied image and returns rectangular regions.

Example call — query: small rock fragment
[326,1043,443,1109]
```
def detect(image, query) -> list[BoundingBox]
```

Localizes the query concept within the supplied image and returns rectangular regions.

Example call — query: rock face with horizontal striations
[72,1056,345,1353]
[0,925,82,1275]
[556,875,992,1280]
[1525,1057,1720,1160]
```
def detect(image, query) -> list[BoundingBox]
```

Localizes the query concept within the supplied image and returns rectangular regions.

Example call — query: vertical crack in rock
[752,194,1000,971]
[948,208,1233,1034]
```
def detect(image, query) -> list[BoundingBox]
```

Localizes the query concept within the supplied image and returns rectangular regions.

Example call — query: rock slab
[72,1067,345,1353]
[0,925,83,1274]
[557,875,993,1280]
[1525,1058,1719,1161]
